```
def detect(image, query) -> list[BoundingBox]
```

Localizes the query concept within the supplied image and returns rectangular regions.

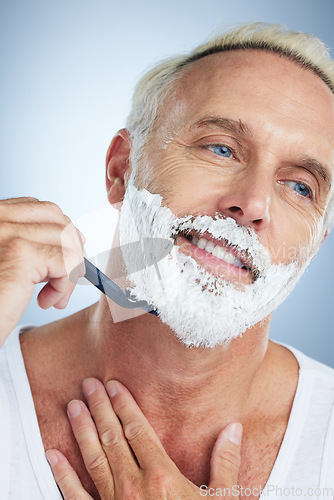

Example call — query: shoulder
[273,341,334,421]
[269,339,334,427]
[273,339,334,381]
[289,344,334,385]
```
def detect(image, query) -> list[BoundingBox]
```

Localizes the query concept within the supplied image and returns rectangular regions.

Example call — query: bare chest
[162,421,285,500]
[38,406,100,498]
[237,427,284,499]
[37,398,285,500]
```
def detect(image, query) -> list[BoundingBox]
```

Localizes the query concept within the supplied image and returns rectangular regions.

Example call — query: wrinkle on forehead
[248,90,334,143]
[259,83,322,112]
[145,51,334,205]
[155,50,334,142]
[263,103,326,138]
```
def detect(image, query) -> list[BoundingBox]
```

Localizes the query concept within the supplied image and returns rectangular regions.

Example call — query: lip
[180,230,254,271]
[175,233,254,284]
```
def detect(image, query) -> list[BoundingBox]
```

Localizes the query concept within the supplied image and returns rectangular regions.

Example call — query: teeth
[196,237,207,250]
[205,240,215,254]
[189,234,249,270]
[212,245,235,264]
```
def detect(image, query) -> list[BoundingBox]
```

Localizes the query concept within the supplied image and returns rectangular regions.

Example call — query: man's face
[134,49,334,274]
[120,49,334,348]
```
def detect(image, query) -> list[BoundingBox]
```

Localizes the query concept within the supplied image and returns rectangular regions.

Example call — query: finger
[36,242,85,311]
[37,281,76,309]
[52,291,73,309]
[82,378,140,483]
[45,449,93,499]
[66,399,115,497]
[0,197,39,204]
[0,199,74,226]
[0,221,83,254]
[0,240,84,336]
[208,422,242,490]
[35,228,85,310]
[105,379,167,470]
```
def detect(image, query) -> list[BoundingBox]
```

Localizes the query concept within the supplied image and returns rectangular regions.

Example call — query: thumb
[208,422,243,492]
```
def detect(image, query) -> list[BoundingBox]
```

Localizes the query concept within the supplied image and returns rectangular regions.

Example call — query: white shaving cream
[119,182,320,348]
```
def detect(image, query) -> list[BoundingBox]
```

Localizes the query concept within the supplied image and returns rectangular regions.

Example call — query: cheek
[145,159,214,209]
[269,208,323,264]
[300,215,324,258]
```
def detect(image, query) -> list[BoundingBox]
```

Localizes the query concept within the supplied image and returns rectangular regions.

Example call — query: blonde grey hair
[126,21,334,230]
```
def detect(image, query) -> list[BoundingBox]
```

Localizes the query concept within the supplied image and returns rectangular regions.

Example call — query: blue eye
[209,145,234,158]
[285,181,311,198]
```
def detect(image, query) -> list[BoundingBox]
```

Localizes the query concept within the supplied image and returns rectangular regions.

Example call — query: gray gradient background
[1,0,334,366]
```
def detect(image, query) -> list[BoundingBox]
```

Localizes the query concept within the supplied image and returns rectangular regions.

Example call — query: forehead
[162,50,334,152]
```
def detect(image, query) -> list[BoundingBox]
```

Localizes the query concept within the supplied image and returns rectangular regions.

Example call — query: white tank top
[0,325,333,499]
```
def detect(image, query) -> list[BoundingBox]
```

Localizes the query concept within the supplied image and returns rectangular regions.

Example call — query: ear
[105,129,132,205]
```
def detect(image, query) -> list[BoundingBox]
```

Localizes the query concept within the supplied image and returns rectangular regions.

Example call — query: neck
[86,297,273,436]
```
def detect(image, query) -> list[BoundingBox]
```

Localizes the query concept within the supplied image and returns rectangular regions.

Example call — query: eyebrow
[299,158,332,191]
[193,116,252,136]
[193,115,332,191]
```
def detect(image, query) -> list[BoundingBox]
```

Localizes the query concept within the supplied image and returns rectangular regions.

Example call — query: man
[1,22,334,499]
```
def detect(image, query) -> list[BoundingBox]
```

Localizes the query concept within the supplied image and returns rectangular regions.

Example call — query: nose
[217,174,271,231]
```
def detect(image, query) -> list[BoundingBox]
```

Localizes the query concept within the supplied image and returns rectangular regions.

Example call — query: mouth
[174,230,258,283]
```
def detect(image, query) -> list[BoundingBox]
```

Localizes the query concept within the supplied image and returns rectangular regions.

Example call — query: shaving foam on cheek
[119,183,317,348]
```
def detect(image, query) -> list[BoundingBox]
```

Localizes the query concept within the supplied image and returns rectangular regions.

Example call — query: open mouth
[175,230,259,281]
